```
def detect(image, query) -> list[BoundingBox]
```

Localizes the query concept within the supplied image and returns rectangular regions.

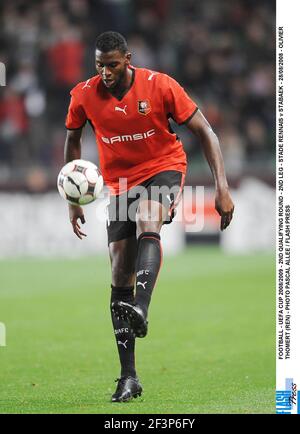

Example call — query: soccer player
[64,31,234,402]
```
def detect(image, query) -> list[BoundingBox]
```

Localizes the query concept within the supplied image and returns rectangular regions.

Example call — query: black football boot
[111,301,148,338]
[111,376,143,402]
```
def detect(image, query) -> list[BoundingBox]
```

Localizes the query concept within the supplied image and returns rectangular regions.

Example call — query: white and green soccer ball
[57,159,104,205]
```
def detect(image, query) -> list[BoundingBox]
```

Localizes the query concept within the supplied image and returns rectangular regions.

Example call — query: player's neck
[110,67,133,100]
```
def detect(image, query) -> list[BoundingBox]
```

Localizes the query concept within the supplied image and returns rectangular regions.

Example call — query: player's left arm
[186,109,234,231]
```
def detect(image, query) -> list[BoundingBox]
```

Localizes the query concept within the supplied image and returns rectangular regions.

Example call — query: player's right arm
[162,73,234,230]
[64,128,87,240]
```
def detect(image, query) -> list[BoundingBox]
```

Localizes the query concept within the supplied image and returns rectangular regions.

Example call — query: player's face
[95,49,131,89]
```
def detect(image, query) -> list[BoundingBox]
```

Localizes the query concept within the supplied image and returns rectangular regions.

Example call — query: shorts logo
[138,100,151,115]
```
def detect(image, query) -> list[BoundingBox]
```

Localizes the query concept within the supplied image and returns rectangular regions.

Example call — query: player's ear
[125,52,131,64]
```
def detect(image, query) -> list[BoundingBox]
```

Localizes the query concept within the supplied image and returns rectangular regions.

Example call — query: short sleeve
[65,90,87,130]
[163,75,198,125]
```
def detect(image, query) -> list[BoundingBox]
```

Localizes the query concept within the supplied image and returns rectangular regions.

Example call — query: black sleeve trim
[178,107,198,125]
[65,121,87,131]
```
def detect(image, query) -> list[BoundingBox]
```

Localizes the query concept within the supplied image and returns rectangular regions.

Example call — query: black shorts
[106,170,185,244]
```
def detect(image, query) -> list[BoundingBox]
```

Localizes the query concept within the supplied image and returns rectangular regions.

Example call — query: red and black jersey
[65,66,197,195]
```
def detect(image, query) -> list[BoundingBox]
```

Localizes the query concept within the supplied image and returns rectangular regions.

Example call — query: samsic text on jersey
[65,66,198,195]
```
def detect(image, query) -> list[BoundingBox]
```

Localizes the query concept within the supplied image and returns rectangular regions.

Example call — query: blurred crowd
[0,0,275,190]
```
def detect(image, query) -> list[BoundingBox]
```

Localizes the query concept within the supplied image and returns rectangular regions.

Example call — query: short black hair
[95,31,128,54]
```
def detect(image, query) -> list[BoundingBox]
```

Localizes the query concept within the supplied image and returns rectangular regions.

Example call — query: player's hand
[215,188,234,231]
[69,204,87,239]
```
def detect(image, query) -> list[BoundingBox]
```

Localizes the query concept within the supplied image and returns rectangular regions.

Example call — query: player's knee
[136,221,161,237]
[136,200,166,235]
[136,201,162,224]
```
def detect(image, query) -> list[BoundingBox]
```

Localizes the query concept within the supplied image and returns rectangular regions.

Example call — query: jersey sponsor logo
[115,105,127,115]
[138,99,151,115]
[101,128,155,144]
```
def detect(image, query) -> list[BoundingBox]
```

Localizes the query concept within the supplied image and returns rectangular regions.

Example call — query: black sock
[110,285,136,378]
[135,232,162,317]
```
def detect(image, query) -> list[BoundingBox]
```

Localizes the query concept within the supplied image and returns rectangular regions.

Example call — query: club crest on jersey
[138,100,151,115]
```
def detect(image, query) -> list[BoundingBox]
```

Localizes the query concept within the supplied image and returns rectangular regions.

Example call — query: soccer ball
[57,159,103,205]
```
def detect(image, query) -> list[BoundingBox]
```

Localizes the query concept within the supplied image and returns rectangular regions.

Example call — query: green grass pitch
[0,247,275,414]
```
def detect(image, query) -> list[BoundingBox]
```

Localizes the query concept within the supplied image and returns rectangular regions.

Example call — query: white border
[276,0,300,414]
